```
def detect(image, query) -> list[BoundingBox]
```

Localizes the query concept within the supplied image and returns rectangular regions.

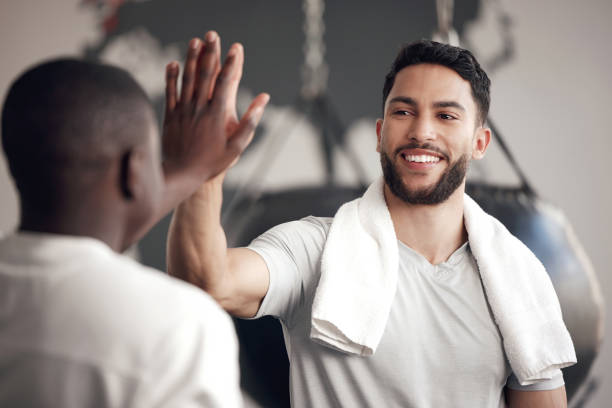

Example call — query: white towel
[310,177,576,385]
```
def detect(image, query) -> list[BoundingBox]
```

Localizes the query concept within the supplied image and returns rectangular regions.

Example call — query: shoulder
[249,216,332,248]
[248,217,333,321]
[262,215,332,235]
[110,254,230,322]
[62,252,235,350]
[79,259,239,406]
[0,242,236,385]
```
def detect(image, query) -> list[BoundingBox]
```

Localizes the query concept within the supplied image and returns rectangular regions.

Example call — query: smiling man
[379,65,480,208]
[167,40,575,407]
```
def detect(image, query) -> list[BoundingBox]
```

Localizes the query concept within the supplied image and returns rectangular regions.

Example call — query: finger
[179,37,202,110]
[195,31,221,111]
[164,61,179,116]
[207,31,222,100]
[223,43,243,116]
[210,43,244,116]
[227,93,270,155]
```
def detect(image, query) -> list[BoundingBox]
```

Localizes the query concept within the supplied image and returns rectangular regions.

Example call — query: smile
[401,154,440,163]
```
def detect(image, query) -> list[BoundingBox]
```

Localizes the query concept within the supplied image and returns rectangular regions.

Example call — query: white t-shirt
[248,216,563,408]
[0,232,241,408]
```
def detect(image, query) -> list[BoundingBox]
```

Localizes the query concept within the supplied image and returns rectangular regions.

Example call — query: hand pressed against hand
[120,32,268,250]
[162,31,269,185]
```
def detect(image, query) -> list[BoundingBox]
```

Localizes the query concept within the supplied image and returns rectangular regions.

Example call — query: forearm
[505,386,567,408]
[167,175,231,299]
[121,165,207,251]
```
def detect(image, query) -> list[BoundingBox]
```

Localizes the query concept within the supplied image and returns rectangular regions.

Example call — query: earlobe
[472,127,491,160]
[376,119,383,153]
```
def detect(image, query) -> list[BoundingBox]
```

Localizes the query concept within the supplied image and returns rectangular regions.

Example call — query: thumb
[226,93,270,157]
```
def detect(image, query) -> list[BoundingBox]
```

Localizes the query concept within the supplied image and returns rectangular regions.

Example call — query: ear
[119,148,144,201]
[471,126,491,160]
[376,119,383,153]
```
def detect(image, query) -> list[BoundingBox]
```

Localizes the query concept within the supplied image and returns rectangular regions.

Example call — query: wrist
[163,160,206,194]
[192,172,224,199]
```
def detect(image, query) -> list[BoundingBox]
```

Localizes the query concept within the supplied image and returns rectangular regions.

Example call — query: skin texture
[167,62,566,407]
[506,387,567,408]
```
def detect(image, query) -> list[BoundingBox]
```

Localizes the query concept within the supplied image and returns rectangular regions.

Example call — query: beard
[380,147,469,205]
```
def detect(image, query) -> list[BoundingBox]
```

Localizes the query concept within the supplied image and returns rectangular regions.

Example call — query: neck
[384,183,467,265]
[19,199,126,252]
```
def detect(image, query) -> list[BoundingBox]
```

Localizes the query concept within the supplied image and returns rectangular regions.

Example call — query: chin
[401,178,441,195]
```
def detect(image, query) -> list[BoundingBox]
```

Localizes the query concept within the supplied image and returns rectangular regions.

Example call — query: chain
[301,0,329,99]
[432,0,460,46]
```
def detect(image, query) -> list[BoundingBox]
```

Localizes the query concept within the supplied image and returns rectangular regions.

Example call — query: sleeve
[136,293,242,408]
[246,216,331,326]
[505,369,565,391]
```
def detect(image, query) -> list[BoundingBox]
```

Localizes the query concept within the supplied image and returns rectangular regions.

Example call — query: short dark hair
[1,58,153,203]
[382,40,490,124]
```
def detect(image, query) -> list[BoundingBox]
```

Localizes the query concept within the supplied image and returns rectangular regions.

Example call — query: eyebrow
[433,101,465,111]
[388,96,466,112]
[388,96,417,107]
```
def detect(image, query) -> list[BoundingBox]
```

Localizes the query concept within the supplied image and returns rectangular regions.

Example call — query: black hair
[1,58,153,204]
[382,40,490,124]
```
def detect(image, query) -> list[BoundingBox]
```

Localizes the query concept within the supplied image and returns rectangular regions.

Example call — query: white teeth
[403,154,440,163]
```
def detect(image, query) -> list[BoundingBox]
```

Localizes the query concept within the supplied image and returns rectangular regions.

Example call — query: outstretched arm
[122,31,269,250]
[167,173,271,318]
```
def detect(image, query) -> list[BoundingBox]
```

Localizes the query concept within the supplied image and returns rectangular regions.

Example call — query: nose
[409,115,436,142]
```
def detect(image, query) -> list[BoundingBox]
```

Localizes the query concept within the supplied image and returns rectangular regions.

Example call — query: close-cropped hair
[1,58,152,195]
[382,40,491,125]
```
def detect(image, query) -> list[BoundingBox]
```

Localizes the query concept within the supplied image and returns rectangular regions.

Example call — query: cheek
[375,122,383,152]
[143,157,164,210]
[455,128,478,153]
[377,123,395,152]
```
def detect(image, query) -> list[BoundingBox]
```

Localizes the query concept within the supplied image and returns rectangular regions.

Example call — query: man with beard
[167,40,575,407]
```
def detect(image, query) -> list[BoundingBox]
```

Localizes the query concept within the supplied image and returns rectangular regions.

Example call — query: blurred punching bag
[466,121,604,400]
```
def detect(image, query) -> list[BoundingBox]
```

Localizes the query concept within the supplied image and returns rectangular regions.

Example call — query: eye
[438,113,457,120]
[392,109,413,116]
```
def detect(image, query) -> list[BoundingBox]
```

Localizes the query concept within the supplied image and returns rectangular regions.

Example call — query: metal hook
[432,0,460,46]
[301,0,329,99]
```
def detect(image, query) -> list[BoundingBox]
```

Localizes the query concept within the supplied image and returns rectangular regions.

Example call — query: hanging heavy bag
[466,120,604,400]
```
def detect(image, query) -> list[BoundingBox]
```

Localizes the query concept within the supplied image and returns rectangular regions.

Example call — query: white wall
[0,0,101,231]
[1,0,611,406]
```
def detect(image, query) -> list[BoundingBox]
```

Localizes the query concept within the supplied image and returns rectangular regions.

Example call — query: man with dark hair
[167,40,575,407]
[0,31,268,407]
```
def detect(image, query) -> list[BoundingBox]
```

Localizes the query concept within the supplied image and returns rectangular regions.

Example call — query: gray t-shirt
[248,216,563,408]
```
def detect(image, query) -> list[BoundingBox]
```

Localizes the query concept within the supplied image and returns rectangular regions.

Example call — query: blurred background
[1,0,610,406]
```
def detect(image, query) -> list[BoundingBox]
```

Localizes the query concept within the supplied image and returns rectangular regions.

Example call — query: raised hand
[120,32,268,250]
[162,31,269,186]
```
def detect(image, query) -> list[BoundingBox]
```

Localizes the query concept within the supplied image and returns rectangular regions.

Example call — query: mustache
[393,142,450,161]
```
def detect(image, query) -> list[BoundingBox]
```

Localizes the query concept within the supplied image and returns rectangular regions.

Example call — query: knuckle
[199,67,213,79]
[216,71,231,84]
